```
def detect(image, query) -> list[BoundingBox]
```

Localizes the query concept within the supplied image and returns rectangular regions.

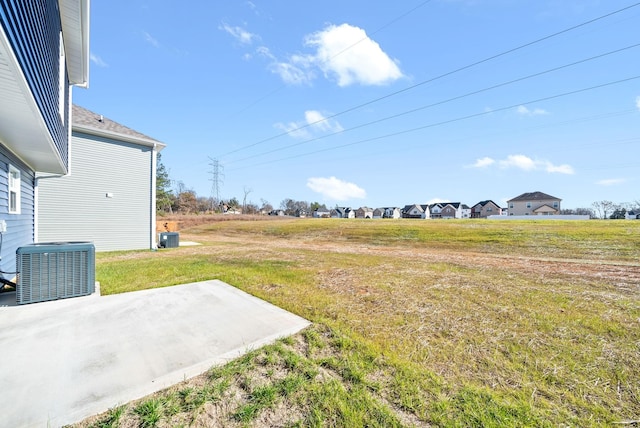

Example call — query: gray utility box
[159,232,179,248]
[16,242,95,305]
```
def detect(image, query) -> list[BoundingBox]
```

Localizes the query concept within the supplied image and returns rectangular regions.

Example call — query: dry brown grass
[78,218,640,427]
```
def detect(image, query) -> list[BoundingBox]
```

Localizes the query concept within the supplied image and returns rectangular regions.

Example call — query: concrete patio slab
[0,280,310,427]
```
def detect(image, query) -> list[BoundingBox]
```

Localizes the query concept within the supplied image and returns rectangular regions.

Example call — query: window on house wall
[8,165,21,214]
[526,202,531,208]
[509,203,514,209]
[553,201,559,208]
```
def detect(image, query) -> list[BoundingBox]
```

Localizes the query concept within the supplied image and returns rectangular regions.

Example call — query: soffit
[58,0,90,87]
[0,29,66,173]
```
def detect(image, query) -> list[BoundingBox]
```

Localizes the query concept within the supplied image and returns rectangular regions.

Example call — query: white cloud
[260,23,403,86]
[471,157,495,168]
[269,61,313,85]
[305,110,344,133]
[256,47,313,85]
[303,23,404,87]
[427,198,449,204]
[90,53,107,67]
[307,176,366,201]
[143,31,159,48]
[596,178,626,186]
[274,121,310,139]
[474,154,574,174]
[517,105,549,116]
[499,154,537,171]
[275,110,343,139]
[636,96,640,111]
[219,23,257,45]
[545,162,574,174]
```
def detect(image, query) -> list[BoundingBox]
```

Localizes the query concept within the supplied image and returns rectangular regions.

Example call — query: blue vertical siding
[0,146,34,278]
[0,0,69,170]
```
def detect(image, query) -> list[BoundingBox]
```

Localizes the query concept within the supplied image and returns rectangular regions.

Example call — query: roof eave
[59,0,90,87]
[0,26,67,174]
[73,123,167,151]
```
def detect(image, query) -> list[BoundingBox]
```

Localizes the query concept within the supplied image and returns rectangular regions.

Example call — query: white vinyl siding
[37,132,153,251]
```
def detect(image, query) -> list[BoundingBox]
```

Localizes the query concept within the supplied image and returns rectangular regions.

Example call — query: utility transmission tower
[208,157,224,211]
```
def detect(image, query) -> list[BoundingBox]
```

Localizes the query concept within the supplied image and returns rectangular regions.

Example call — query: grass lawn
[74,218,640,427]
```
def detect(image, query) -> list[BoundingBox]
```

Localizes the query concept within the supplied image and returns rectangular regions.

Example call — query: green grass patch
[78,219,640,427]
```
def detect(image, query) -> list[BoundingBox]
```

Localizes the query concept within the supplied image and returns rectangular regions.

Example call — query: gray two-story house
[507,191,561,216]
[37,105,166,251]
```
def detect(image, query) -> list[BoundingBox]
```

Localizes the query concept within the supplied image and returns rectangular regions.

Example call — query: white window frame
[8,165,21,214]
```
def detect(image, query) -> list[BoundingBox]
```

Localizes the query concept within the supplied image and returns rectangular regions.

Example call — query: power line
[227,74,640,171]
[219,1,640,158]
[225,42,640,165]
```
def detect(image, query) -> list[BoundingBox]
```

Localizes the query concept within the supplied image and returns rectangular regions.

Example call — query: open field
[75,218,640,427]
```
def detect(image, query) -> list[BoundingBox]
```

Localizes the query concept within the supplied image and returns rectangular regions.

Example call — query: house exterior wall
[356,208,372,218]
[508,198,560,216]
[481,202,500,217]
[386,208,401,219]
[403,205,425,219]
[0,147,35,275]
[0,1,70,169]
[441,205,457,218]
[472,202,500,218]
[37,131,155,251]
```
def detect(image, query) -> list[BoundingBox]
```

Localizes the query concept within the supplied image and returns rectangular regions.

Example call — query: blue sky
[74,1,640,210]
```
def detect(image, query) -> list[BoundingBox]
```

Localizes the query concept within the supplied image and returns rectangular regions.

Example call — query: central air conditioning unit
[16,242,95,305]
[158,232,179,248]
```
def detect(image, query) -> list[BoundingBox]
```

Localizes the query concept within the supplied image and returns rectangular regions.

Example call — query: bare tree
[260,199,273,215]
[242,186,252,214]
[591,200,615,219]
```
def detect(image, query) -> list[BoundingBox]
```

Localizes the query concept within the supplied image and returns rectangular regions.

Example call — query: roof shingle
[72,104,164,147]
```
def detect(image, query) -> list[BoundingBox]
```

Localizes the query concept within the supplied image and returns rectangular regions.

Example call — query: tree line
[157,155,638,219]
[155,154,327,215]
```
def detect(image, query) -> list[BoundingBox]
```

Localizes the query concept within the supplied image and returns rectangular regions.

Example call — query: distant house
[438,202,470,219]
[331,207,354,219]
[429,204,442,219]
[626,210,640,220]
[507,191,561,216]
[0,1,90,274]
[269,209,285,216]
[402,204,429,219]
[37,105,166,251]
[374,207,401,219]
[471,200,502,218]
[312,208,330,218]
[428,202,469,219]
[295,208,307,218]
[355,207,374,219]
